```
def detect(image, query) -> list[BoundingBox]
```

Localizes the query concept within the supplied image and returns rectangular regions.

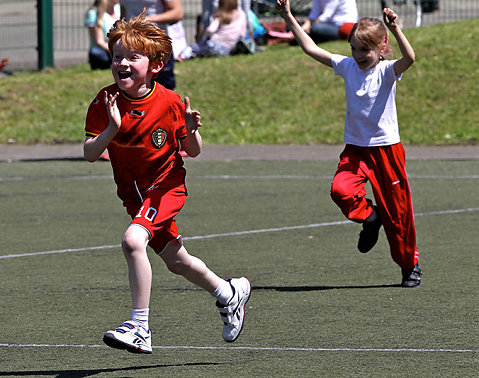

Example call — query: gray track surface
[1,143,479,162]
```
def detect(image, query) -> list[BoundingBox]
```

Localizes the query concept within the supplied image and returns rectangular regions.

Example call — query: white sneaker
[103,320,152,354]
[216,277,252,342]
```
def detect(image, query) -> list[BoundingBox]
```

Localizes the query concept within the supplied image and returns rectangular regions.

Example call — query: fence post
[38,0,54,69]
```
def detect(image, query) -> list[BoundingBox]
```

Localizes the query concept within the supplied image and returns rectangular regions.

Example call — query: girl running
[277,0,422,287]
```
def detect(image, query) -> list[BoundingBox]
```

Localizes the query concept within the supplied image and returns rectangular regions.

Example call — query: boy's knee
[122,226,149,255]
[121,237,135,254]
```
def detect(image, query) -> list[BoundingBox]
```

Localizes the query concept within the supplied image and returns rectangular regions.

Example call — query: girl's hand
[184,96,202,133]
[104,91,121,131]
[383,8,399,29]
[276,0,290,17]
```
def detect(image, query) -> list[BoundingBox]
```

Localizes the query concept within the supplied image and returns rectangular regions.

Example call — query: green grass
[1,159,478,376]
[1,18,478,145]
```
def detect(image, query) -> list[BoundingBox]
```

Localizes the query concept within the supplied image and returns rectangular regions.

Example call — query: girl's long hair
[348,17,393,59]
[92,0,108,29]
[214,0,238,25]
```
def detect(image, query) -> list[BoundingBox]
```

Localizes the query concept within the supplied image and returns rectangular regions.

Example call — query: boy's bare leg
[103,225,153,354]
[122,225,152,309]
[159,239,251,343]
[159,239,221,293]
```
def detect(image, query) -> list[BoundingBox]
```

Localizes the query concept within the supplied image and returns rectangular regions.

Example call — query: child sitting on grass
[178,0,247,60]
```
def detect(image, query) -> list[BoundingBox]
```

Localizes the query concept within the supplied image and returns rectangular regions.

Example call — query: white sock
[131,308,149,331]
[211,279,233,305]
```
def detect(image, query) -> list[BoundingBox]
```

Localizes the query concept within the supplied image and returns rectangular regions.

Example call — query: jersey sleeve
[172,96,187,140]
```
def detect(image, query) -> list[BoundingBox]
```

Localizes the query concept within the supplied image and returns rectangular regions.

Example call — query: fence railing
[0,0,478,71]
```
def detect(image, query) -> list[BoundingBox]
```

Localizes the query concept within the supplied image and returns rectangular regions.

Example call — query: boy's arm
[180,97,202,158]
[84,91,121,162]
[276,0,333,67]
[383,8,415,76]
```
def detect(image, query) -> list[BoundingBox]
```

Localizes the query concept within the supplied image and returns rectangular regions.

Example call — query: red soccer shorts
[125,183,187,254]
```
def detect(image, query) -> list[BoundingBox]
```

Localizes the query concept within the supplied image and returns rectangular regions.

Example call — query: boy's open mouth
[118,71,132,79]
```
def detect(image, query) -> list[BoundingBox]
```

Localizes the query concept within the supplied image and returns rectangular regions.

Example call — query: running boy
[277,0,422,287]
[84,12,251,354]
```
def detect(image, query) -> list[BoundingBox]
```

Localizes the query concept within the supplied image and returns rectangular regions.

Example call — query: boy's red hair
[107,10,172,66]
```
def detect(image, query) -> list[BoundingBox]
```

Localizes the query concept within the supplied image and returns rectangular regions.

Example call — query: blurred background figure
[179,0,246,60]
[0,58,9,71]
[120,0,184,89]
[85,0,121,69]
[197,0,253,43]
[167,21,188,60]
[301,0,358,43]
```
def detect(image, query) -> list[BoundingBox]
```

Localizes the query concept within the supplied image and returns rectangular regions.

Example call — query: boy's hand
[383,8,399,29]
[184,96,202,133]
[104,91,121,131]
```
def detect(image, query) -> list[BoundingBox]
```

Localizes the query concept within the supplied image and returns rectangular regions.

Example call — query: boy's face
[111,41,162,97]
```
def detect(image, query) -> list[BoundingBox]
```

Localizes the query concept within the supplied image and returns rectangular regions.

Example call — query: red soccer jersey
[85,82,187,206]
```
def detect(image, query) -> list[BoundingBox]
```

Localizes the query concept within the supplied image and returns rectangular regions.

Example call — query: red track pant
[330,143,419,269]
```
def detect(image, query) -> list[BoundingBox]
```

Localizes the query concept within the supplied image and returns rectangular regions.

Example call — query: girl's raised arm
[276,0,333,67]
[383,8,415,76]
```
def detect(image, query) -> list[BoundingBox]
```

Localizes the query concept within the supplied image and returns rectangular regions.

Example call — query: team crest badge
[151,128,167,149]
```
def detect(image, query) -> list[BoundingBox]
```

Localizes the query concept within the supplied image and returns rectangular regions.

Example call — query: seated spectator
[197,0,253,42]
[0,58,8,71]
[179,0,246,60]
[301,0,358,43]
[85,0,121,69]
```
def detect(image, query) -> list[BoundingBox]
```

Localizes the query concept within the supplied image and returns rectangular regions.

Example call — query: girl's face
[350,37,384,71]
[111,41,161,97]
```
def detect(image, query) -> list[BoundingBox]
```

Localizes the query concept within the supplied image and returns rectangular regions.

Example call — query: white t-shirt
[308,0,358,26]
[332,54,402,147]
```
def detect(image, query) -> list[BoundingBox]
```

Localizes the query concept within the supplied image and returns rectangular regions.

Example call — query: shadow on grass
[254,284,401,291]
[0,362,223,377]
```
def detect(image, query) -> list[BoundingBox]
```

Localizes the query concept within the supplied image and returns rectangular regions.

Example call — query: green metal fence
[0,0,478,71]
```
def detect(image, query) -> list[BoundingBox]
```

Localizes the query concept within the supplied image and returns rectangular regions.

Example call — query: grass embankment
[0,18,477,145]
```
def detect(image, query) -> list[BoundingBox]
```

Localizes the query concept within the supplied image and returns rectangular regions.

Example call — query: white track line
[0,343,476,353]
[2,174,479,182]
[0,244,121,259]
[1,208,479,260]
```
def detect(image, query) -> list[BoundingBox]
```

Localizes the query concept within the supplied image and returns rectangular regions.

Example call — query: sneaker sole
[401,280,422,288]
[225,278,252,343]
[103,334,152,354]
